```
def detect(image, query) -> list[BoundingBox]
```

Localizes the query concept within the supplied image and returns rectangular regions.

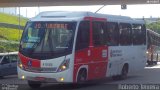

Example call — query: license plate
[35,77,45,81]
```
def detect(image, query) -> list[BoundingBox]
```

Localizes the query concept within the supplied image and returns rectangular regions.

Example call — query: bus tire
[28,80,41,89]
[77,69,87,83]
[120,64,128,80]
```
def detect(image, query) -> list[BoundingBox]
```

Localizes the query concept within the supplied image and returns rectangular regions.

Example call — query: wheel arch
[76,65,88,82]
[122,63,129,73]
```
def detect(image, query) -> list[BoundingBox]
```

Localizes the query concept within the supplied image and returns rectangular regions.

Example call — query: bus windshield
[19,21,77,60]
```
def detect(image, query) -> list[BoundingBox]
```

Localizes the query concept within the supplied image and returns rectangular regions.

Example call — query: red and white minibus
[17,11,147,88]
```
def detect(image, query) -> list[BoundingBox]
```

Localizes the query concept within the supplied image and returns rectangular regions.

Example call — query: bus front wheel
[28,80,41,89]
[77,69,87,83]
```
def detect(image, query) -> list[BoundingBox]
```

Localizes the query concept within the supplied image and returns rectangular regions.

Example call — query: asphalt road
[1,63,160,90]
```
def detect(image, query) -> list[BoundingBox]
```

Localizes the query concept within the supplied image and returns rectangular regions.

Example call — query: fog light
[22,75,25,80]
[146,51,149,54]
[59,77,64,82]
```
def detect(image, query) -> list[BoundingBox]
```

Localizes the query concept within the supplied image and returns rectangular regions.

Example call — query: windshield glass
[19,21,77,60]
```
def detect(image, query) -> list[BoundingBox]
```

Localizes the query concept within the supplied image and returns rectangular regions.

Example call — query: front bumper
[17,67,73,83]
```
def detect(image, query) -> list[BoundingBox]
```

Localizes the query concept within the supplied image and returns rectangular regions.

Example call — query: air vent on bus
[41,16,66,18]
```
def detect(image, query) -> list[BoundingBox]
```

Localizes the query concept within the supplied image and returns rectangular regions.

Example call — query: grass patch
[0,42,19,52]
[0,12,28,26]
[0,27,23,53]
[0,27,22,52]
[0,27,23,41]
[0,12,28,53]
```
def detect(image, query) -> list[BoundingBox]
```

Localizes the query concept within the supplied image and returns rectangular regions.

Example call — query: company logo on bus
[110,50,122,57]
[28,60,32,67]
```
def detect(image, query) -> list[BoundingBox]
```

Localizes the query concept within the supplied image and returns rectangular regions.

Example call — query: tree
[146,21,160,34]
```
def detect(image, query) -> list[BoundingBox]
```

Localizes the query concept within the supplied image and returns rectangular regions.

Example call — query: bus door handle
[88,50,91,56]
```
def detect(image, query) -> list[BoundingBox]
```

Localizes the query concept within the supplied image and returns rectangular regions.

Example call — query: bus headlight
[17,57,24,69]
[19,63,23,68]
[57,59,70,72]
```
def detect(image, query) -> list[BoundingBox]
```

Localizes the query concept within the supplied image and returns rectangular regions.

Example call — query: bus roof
[30,11,144,24]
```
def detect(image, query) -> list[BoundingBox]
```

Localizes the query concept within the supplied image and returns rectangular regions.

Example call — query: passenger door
[90,21,108,79]
[74,21,90,81]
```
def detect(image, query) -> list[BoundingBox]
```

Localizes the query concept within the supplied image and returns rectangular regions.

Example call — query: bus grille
[24,66,57,73]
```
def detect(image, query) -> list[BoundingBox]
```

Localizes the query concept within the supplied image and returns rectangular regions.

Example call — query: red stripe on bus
[18,53,40,68]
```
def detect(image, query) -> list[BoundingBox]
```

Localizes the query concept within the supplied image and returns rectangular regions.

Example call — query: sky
[17,4,160,18]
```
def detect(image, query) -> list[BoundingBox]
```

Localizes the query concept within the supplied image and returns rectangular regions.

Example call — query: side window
[106,22,119,46]
[1,56,10,64]
[75,21,90,51]
[92,21,105,46]
[9,55,18,63]
[132,24,144,45]
[119,23,132,46]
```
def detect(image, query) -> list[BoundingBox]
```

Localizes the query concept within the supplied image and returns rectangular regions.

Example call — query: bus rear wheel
[28,80,41,89]
[120,65,128,80]
[77,69,87,83]
[112,65,128,80]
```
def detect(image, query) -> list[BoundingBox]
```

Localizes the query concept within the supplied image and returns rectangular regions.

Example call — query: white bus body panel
[106,45,147,77]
